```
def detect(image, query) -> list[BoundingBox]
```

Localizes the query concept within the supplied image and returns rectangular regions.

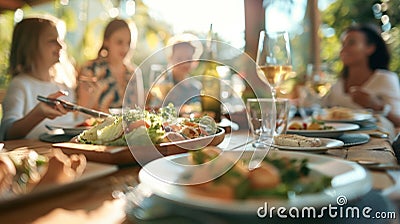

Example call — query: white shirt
[323,69,400,116]
[0,74,82,140]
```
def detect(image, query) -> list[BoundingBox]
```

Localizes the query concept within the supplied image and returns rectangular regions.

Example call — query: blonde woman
[0,16,79,140]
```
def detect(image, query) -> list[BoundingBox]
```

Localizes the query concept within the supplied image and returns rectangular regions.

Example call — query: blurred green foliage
[0,11,14,88]
[0,0,173,90]
[0,0,398,91]
[321,0,400,77]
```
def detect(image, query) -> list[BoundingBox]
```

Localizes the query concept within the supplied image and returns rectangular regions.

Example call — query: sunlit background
[0,0,398,98]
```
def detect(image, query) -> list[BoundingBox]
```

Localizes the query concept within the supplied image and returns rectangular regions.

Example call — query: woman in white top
[0,16,80,140]
[324,23,400,127]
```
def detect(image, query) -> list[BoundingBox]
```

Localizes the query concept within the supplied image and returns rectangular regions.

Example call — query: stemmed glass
[305,63,336,118]
[252,30,292,147]
[147,65,173,108]
[256,30,292,99]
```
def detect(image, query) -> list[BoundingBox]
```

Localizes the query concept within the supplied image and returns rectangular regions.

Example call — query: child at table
[0,16,81,140]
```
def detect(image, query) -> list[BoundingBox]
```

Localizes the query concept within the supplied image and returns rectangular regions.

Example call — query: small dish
[287,123,360,138]
[272,138,344,153]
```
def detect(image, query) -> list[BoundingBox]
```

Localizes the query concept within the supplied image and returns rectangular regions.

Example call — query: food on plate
[163,132,186,142]
[184,147,331,200]
[325,107,354,120]
[77,104,218,146]
[287,122,304,130]
[76,117,104,127]
[288,120,334,130]
[0,155,16,195]
[0,148,86,197]
[37,149,86,186]
[188,146,221,164]
[274,134,322,147]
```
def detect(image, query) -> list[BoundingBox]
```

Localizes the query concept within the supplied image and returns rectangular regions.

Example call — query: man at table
[147,33,203,109]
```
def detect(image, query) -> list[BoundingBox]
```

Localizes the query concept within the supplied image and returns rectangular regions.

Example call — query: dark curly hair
[341,23,391,78]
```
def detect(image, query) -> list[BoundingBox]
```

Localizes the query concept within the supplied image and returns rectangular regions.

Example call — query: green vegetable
[95,116,124,144]
[78,104,217,146]
[124,126,154,146]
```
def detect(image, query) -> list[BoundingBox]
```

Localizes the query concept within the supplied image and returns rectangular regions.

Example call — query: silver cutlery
[37,95,111,118]
[362,146,396,157]
[355,160,400,170]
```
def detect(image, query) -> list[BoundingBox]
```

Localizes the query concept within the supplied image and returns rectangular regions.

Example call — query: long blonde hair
[8,16,77,88]
[9,17,56,77]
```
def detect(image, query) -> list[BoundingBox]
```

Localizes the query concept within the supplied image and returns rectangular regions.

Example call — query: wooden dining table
[0,119,399,224]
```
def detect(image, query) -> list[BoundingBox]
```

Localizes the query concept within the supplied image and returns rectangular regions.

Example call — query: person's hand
[37,91,70,119]
[349,86,382,110]
[80,78,108,97]
[77,76,109,110]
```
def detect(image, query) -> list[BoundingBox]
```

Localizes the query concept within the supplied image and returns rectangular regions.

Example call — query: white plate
[272,138,344,153]
[0,162,117,206]
[287,123,359,138]
[139,150,372,214]
[47,125,90,136]
[61,127,90,136]
[320,112,373,123]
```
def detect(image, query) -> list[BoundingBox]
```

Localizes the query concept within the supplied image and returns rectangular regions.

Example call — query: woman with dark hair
[323,23,400,127]
[77,19,143,112]
[0,16,79,140]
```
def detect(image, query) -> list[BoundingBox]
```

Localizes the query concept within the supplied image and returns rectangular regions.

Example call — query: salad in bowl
[77,104,219,146]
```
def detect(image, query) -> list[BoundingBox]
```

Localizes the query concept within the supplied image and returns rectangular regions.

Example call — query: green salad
[77,104,218,146]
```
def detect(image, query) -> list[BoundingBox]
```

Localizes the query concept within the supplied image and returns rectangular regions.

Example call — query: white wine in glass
[256,31,292,98]
[305,63,336,118]
[257,65,292,88]
[310,82,332,98]
[306,63,336,99]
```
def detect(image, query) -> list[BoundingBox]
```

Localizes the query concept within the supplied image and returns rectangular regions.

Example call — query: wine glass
[256,30,292,99]
[147,65,173,109]
[305,63,336,117]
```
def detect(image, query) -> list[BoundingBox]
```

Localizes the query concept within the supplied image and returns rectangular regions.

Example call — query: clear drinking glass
[256,30,292,99]
[148,65,173,108]
[246,98,290,148]
[148,64,165,87]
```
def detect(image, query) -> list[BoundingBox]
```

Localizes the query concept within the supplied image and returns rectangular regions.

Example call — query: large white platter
[138,150,372,214]
[287,123,360,138]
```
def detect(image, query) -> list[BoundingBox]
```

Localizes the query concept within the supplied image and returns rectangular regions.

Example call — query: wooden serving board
[53,143,131,165]
[53,128,225,165]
